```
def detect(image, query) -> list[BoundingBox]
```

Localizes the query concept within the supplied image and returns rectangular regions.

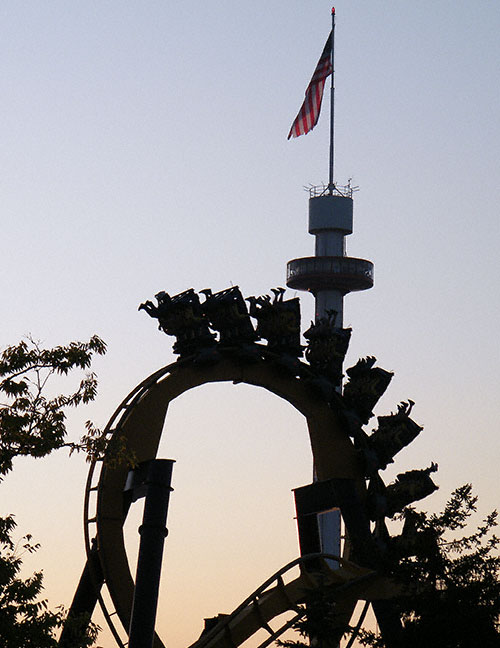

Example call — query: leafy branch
[0,335,124,478]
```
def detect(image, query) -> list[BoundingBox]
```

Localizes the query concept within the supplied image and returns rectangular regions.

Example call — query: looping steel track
[83,351,364,647]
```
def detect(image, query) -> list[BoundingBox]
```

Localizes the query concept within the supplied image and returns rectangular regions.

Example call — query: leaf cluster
[358,485,500,647]
[276,585,342,648]
[276,486,500,648]
[0,515,99,647]
[0,336,112,647]
[0,336,109,477]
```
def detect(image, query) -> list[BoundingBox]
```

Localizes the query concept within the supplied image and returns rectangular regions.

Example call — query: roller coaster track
[84,363,175,647]
[82,353,365,647]
[188,553,377,648]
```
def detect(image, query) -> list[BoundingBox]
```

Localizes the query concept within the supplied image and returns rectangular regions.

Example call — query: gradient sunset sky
[2,1,500,646]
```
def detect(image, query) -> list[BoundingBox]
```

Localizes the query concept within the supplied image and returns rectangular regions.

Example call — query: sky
[1,1,500,646]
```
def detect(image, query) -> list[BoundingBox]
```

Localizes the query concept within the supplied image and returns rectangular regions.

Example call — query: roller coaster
[60,286,438,648]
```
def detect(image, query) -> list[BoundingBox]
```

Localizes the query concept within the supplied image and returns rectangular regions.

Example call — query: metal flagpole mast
[328,7,336,192]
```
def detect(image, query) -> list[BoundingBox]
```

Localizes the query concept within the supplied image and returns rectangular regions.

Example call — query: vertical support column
[310,195,352,572]
[314,280,342,557]
[315,290,344,328]
[128,459,175,648]
[58,539,104,647]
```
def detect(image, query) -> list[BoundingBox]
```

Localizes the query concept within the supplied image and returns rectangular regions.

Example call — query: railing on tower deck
[305,182,359,199]
[287,256,374,293]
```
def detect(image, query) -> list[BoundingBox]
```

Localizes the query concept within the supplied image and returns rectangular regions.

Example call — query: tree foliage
[0,335,107,478]
[0,336,108,647]
[277,486,500,648]
[276,585,341,648]
[0,514,99,647]
[357,484,500,647]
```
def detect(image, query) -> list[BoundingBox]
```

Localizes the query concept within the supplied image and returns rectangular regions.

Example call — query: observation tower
[286,182,373,327]
[285,8,373,328]
[286,181,374,561]
[285,8,374,563]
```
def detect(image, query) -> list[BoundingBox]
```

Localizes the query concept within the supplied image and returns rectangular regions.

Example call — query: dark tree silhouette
[0,336,107,647]
[278,485,500,648]
[357,484,500,648]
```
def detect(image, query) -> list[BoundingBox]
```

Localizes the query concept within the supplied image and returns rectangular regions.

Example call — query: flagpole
[328,7,336,192]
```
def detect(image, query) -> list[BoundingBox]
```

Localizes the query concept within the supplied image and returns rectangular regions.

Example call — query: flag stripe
[288,34,332,139]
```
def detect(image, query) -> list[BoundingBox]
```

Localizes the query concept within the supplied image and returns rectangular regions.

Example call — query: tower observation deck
[286,183,373,327]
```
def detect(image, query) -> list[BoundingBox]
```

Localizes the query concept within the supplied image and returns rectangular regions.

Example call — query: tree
[279,485,500,648]
[275,585,343,648]
[0,336,107,647]
[0,335,107,478]
[0,514,99,648]
[356,484,500,648]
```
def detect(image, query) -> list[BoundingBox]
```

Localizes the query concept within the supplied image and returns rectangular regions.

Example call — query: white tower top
[286,184,373,327]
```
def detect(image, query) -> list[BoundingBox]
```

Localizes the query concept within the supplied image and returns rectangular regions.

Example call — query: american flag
[287,33,333,139]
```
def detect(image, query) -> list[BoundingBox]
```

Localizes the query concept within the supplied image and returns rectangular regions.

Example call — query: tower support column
[286,185,374,570]
[315,289,344,326]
